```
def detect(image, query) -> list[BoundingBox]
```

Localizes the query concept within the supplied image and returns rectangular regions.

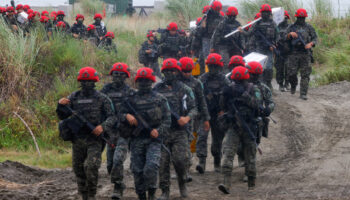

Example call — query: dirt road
[1,81,350,200]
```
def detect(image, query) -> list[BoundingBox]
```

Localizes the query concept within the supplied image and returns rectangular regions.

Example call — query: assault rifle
[168,95,193,140]
[255,30,280,56]
[63,106,115,148]
[223,102,263,155]
[290,26,315,63]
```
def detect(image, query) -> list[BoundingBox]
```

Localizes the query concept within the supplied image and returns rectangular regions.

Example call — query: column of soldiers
[53,1,318,200]
[0,5,117,52]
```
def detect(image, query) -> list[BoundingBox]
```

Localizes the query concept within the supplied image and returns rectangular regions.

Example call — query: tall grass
[79,0,105,15]
[166,0,210,27]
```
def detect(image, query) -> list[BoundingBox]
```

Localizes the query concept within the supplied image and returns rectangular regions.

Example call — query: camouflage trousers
[275,55,289,86]
[72,137,103,197]
[257,49,274,89]
[130,137,161,195]
[159,130,190,189]
[287,53,312,95]
[145,60,161,79]
[221,126,257,177]
[108,137,129,185]
[218,45,242,74]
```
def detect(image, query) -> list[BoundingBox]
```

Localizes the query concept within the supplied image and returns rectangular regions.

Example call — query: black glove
[263,107,271,117]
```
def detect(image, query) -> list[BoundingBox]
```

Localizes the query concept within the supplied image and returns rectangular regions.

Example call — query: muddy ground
[1,81,350,200]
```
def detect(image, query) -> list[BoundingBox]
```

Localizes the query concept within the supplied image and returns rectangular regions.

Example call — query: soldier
[71,14,87,39]
[23,5,30,13]
[198,1,223,61]
[225,55,246,81]
[218,66,261,194]
[56,10,70,29]
[276,11,291,92]
[126,2,136,17]
[15,4,24,14]
[100,63,135,200]
[0,7,6,19]
[93,13,107,40]
[50,11,57,24]
[248,4,278,90]
[4,7,19,31]
[199,53,230,173]
[39,16,52,36]
[86,24,100,46]
[119,67,171,200]
[179,57,211,179]
[154,58,197,200]
[159,22,184,59]
[190,17,205,76]
[211,6,244,73]
[56,67,116,200]
[56,21,69,34]
[99,31,118,53]
[138,31,161,78]
[285,8,317,100]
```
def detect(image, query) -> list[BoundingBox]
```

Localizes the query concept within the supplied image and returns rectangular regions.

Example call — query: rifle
[290,26,315,63]
[64,106,115,148]
[224,102,263,155]
[255,30,280,56]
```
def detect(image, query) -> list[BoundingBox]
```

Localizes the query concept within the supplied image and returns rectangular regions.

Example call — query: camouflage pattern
[153,80,197,189]
[199,73,230,162]
[56,90,116,197]
[98,38,117,53]
[100,83,135,184]
[285,22,318,95]
[71,23,87,38]
[93,21,107,38]
[275,19,290,87]
[138,41,161,77]
[119,90,171,195]
[211,17,244,72]
[159,31,185,59]
[221,82,261,178]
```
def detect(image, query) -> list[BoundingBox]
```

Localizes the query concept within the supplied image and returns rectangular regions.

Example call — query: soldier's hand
[289,32,298,39]
[146,49,152,54]
[92,125,103,136]
[190,50,195,56]
[218,111,225,117]
[153,32,158,36]
[178,116,191,127]
[305,42,313,49]
[150,129,159,138]
[269,45,276,52]
[210,49,215,53]
[238,26,243,33]
[203,121,210,131]
[126,114,138,126]
[58,98,70,105]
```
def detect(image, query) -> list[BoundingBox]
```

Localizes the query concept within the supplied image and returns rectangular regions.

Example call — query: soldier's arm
[56,93,74,120]
[157,97,171,137]
[246,86,260,111]
[101,95,117,133]
[185,86,198,120]
[263,85,275,112]
[210,21,223,50]
[196,81,210,121]
[309,25,318,46]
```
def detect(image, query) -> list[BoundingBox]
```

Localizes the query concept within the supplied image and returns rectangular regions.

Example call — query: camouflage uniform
[93,21,107,38]
[56,19,71,29]
[56,90,116,198]
[99,38,118,53]
[285,22,317,97]
[100,83,135,187]
[138,41,161,78]
[249,19,279,89]
[159,31,184,59]
[275,19,290,89]
[191,28,205,76]
[119,90,171,196]
[221,82,261,190]
[71,22,87,39]
[211,17,244,73]
[153,80,197,194]
[199,73,230,169]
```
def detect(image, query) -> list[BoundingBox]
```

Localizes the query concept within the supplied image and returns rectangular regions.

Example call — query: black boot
[178,178,188,198]
[291,86,296,94]
[111,183,124,200]
[148,188,156,200]
[138,192,147,200]
[218,174,231,194]
[248,176,256,190]
[196,157,206,174]
[157,188,169,200]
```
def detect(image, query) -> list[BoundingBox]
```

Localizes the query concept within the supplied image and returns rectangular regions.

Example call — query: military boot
[279,84,286,92]
[87,196,96,200]
[214,157,221,173]
[291,86,296,94]
[111,183,123,200]
[148,188,156,200]
[79,193,88,200]
[178,179,188,198]
[138,192,147,200]
[285,83,290,91]
[300,94,308,100]
[195,157,206,174]
[248,176,256,190]
[157,188,169,200]
[218,174,231,194]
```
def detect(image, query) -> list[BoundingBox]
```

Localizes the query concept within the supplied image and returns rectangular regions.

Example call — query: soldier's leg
[210,121,225,172]
[287,54,299,94]
[144,140,161,199]
[242,132,257,190]
[299,54,312,99]
[158,141,172,200]
[111,137,129,199]
[106,144,114,174]
[202,37,211,61]
[237,141,245,167]
[171,131,190,197]
[219,128,240,194]
[130,138,147,196]
[263,51,274,90]
[275,55,285,91]
[151,61,161,79]
[196,122,209,173]
[219,47,230,74]
[72,139,88,197]
[85,140,103,197]
[283,56,290,89]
